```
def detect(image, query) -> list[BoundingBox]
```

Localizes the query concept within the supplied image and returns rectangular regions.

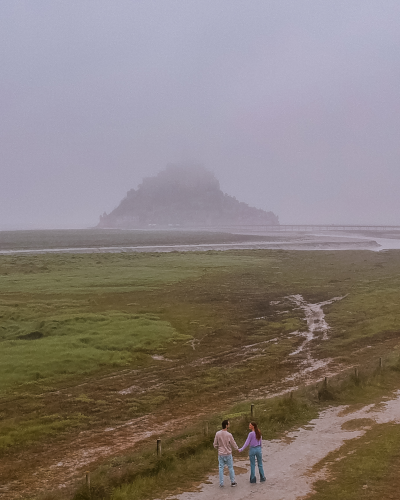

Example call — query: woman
[239,421,266,483]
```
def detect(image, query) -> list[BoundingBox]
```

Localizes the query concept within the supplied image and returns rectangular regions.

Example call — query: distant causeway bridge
[267,224,400,232]
[206,225,400,233]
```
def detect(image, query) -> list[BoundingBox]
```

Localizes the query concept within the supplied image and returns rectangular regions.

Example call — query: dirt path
[172,391,400,500]
[0,295,355,499]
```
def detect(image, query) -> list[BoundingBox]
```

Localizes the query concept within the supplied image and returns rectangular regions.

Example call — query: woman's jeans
[218,454,235,485]
[249,446,265,483]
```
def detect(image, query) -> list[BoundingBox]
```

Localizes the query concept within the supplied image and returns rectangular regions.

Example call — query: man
[213,419,238,487]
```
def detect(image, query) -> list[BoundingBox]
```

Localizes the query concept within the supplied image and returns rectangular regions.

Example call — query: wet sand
[2,228,400,255]
[0,233,382,255]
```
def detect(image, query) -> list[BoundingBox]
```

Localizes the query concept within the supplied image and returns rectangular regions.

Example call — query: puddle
[151,355,173,361]
[269,295,345,387]
[118,384,143,395]
[252,296,347,401]
[288,294,344,349]
[171,391,400,500]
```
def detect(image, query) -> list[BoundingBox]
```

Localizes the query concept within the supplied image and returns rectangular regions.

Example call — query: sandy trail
[173,392,400,500]
[0,295,346,498]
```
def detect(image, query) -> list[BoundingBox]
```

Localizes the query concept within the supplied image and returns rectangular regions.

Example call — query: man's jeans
[249,446,266,483]
[218,454,235,485]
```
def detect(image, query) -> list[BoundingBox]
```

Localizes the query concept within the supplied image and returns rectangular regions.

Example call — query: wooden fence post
[85,471,90,489]
[379,357,383,370]
[204,421,209,436]
[354,367,359,380]
[157,438,162,457]
[251,404,255,418]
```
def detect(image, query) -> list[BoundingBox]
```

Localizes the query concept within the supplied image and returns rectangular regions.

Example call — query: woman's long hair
[251,421,261,441]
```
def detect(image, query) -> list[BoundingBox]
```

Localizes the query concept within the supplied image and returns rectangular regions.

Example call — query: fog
[1,1,400,229]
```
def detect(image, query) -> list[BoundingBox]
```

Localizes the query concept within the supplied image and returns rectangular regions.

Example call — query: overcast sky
[1,1,400,229]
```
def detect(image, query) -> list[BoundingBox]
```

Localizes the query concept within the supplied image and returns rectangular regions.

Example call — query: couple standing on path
[213,419,266,488]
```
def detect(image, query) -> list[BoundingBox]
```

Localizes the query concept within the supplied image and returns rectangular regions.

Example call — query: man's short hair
[222,419,229,429]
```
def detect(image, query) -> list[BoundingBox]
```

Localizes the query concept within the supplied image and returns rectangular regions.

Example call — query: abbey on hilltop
[98,164,279,229]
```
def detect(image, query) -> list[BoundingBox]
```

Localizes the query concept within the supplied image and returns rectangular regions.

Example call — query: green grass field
[2,247,400,499]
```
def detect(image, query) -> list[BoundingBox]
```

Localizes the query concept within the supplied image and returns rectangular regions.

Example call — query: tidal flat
[2,248,400,499]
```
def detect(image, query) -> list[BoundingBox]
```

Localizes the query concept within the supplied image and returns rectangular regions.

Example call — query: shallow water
[0,235,382,255]
[3,227,400,255]
[310,231,400,251]
[288,294,343,351]
[371,237,400,251]
[271,295,344,386]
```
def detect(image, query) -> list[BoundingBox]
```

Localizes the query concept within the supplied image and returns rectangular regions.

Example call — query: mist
[1,1,400,229]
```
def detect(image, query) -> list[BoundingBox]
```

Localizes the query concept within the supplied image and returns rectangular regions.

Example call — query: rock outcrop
[98,164,279,228]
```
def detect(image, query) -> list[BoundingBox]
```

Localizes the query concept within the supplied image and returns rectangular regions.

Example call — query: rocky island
[98,164,279,228]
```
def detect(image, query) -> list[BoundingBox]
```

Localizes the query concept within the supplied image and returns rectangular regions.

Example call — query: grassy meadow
[2,242,400,498]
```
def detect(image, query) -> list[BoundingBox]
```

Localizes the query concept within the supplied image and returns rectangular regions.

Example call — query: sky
[1,0,400,229]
